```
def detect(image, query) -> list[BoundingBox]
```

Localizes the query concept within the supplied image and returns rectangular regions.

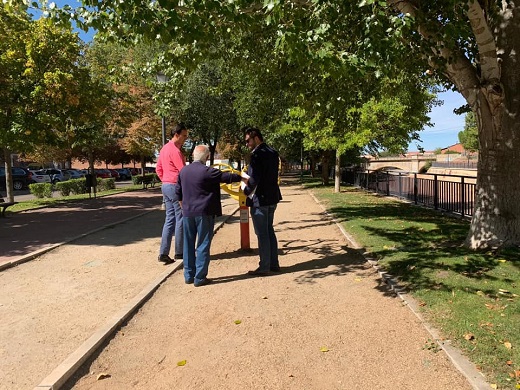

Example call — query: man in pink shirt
[156,123,188,264]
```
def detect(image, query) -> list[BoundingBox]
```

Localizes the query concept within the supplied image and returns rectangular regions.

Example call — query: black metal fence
[342,169,476,218]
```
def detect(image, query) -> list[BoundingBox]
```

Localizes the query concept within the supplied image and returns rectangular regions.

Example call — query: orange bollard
[239,204,250,250]
[238,192,250,250]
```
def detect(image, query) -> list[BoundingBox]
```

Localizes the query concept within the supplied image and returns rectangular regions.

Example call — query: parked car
[38,168,70,184]
[64,169,85,179]
[115,168,132,181]
[30,170,52,184]
[94,169,112,178]
[109,169,120,181]
[143,167,156,174]
[0,167,31,190]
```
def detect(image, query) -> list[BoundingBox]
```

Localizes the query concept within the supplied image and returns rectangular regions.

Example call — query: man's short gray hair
[193,144,210,162]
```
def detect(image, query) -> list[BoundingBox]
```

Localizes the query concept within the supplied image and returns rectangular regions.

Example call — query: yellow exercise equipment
[212,163,250,249]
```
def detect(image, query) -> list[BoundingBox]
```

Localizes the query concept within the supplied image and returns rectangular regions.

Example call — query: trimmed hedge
[29,183,53,198]
[132,173,159,186]
[32,178,116,198]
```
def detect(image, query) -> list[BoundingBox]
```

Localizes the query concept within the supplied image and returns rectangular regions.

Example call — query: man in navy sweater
[176,145,242,287]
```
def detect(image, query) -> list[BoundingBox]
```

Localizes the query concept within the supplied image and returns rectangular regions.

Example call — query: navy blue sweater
[176,162,241,217]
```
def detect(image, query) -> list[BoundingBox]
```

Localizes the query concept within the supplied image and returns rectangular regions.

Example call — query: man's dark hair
[244,127,264,142]
[171,122,187,137]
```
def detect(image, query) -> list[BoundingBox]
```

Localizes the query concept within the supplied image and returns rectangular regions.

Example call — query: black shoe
[158,255,175,264]
[194,278,212,287]
[185,278,194,284]
[247,268,271,276]
[270,266,281,272]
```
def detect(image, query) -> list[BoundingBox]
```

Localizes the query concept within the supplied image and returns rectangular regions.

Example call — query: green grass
[307,181,520,389]
[7,184,144,213]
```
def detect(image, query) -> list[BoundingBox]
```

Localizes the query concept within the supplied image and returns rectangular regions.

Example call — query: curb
[33,206,239,390]
[308,191,491,390]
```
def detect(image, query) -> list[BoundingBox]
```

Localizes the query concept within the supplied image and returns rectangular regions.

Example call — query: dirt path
[62,184,472,390]
[0,198,236,390]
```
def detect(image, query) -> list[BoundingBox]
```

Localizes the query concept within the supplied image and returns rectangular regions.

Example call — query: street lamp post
[156,72,169,146]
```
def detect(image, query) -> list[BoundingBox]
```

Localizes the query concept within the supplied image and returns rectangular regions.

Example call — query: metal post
[161,116,166,147]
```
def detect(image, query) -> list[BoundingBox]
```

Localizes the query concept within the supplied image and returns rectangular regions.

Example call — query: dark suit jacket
[244,143,282,207]
[176,161,241,217]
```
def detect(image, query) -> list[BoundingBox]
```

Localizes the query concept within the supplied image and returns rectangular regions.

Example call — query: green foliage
[132,173,158,186]
[29,183,53,198]
[55,178,89,196]
[97,177,116,191]
[458,111,479,153]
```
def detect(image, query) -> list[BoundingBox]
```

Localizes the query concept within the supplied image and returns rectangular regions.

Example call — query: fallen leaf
[497,259,507,263]
[97,373,111,380]
[288,374,294,377]
[515,384,520,389]
[234,320,242,325]
[320,346,329,352]
[498,289,511,295]
[177,360,187,366]
[504,341,512,349]
[354,278,363,282]
[506,360,513,366]
[476,290,485,297]
[463,333,475,341]
[490,384,497,389]
[262,296,268,299]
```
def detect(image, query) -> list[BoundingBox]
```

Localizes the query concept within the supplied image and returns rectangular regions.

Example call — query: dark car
[115,168,132,181]
[0,167,30,190]
[94,169,112,179]
[109,169,120,181]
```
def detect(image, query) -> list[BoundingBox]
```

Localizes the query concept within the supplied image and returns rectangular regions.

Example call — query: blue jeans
[250,205,279,271]
[159,183,183,257]
[183,215,215,284]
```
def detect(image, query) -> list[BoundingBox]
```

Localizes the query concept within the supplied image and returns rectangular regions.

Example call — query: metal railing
[342,169,476,218]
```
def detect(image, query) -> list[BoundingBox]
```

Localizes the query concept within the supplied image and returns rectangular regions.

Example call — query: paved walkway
[0,180,487,389]
[0,189,165,269]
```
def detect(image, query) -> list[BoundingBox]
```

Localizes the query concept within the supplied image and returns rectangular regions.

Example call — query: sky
[43,2,468,153]
[408,90,467,152]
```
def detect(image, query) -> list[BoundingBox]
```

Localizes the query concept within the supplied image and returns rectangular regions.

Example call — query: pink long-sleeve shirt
[156,140,186,184]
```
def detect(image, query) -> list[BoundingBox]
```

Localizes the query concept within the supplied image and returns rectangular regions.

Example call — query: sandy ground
[0,198,235,389]
[47,183,475,390]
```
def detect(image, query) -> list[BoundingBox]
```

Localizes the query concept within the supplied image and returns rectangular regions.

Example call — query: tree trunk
[320,151,331,185]
[334,149,341,193]
[465,83,520,249]
[3,148,14,202]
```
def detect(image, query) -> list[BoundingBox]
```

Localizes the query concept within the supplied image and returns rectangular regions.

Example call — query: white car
[30,170,52,184]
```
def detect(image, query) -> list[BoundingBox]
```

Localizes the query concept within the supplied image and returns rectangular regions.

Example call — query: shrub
[55,179,88,196]
[29,183,53,198]
[132,173,159,186]
[97,178,115,192]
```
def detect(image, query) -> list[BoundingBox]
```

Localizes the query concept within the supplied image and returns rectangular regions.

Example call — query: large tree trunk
[465,47,520,249]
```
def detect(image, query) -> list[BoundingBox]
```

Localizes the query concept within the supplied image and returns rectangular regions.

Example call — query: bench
[0,198,16,217]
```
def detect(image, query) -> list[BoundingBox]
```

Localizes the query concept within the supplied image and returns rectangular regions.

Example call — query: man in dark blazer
[176,145,242,287]
[243,127,283,276]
